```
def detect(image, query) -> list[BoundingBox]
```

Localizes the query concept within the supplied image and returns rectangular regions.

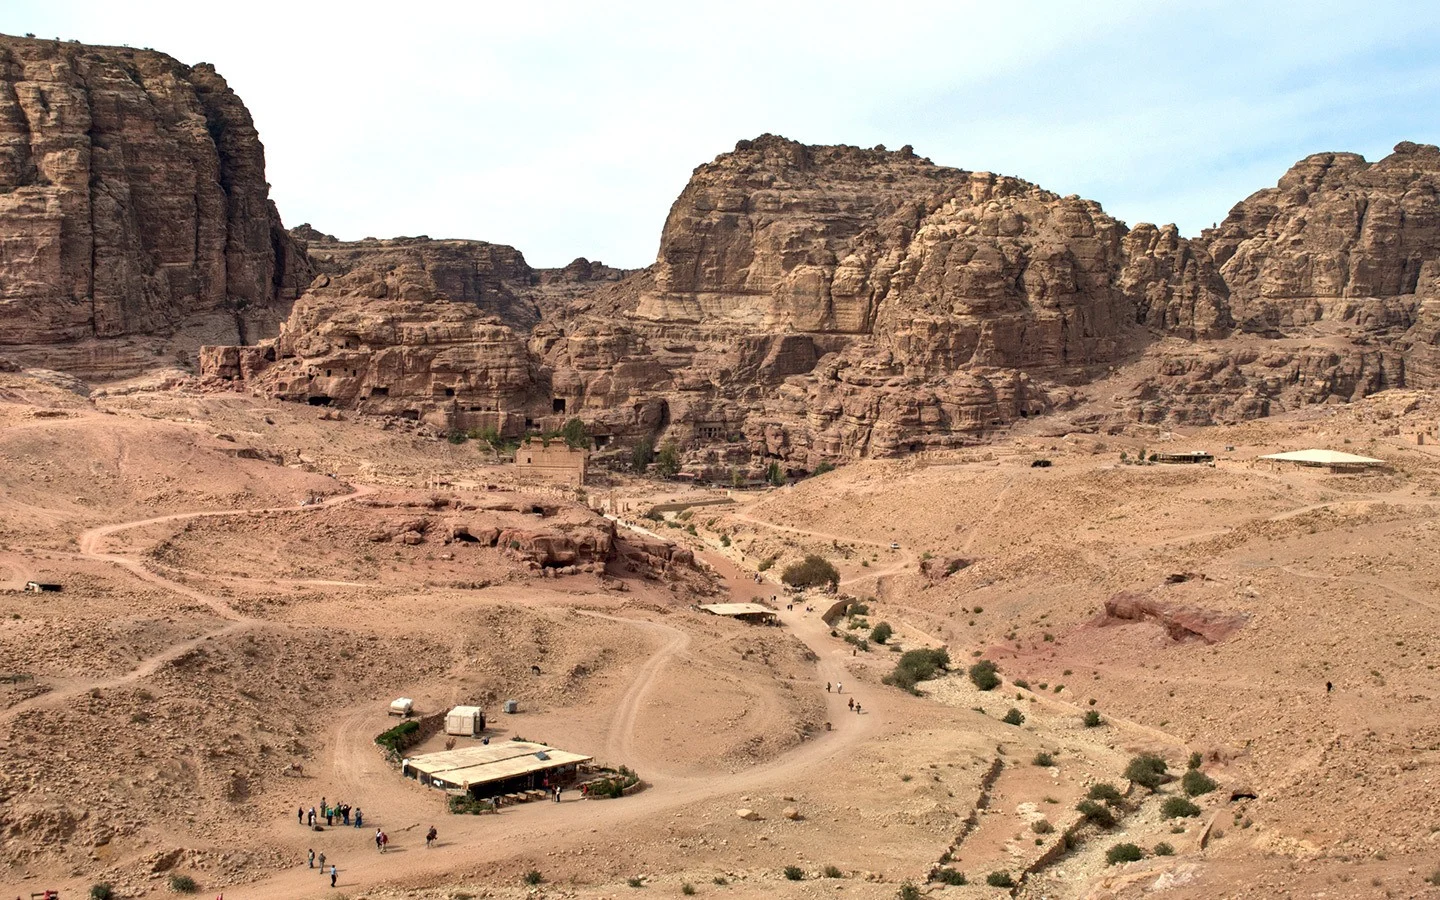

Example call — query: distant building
[514,439,588,486]
[24,581,61,593]
[1152,451,1214,465]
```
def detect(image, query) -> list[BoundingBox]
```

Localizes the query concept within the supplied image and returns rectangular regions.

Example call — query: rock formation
[0,35,310,376]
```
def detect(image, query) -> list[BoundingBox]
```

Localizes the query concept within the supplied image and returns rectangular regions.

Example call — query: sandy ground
[2,373,1440,899]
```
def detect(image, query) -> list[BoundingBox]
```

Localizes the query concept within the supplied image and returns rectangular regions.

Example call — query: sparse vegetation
[1188,751,1203,770]
[1182,768,1217,797]
[713,876,728,885]
[934,868,967,885]
[1106,843,1143,865]
[561,417,590,449]
[1087,782,1124,804]
[1002,707,1025,726]
[813,461,835,476]
[1161,797,1201,819]
[655,442,682,477]
[1031,818,1054,834]
[870,621,893,644]
[898,884,921,900]
[90,885,115,900]
[169,874,198,894]
[783,865,804,880]
[1154,841,1175,856]
[884,647,951,693]
[1083,710,1104,727]
[524,870,544,885]
[682,883,696,895]
[1032,751,1054,766]
[968,658,1000,691]
[1124,753,1169,790]
[781,554,840,589]
[757,556,775,572]
[822,865,844,878]
[374,720,421,757]
[985,871,1014,888]
[631,437,655,472]
[627,875,645,887]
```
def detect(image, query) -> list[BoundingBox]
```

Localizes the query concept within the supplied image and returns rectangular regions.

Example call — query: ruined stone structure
[514,439,588,486]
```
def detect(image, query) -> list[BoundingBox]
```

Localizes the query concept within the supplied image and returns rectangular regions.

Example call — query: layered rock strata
[0,35,310,376]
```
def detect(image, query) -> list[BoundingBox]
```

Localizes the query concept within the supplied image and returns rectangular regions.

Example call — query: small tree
[1161,797,1201,819]
[1083,710,1103,727]
[1154,841,1175,856]
[870,622,893,644]
[985,871,1014,888]
[781,555,839,589]
[1076,799,1116,828]
[1002,707,1025,726]
[813,460,835,476]
[655,442,682,477]
[561,417,590,449]
[1087,782,1123,805]
[631,437,654,472]
[766,460,786,486]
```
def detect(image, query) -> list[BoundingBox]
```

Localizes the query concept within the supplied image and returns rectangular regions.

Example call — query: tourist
[297,806,303,825]
[426,825,437,847]
[317,851,326,872]
[325,807,333,826]
[307,848,314,869]
[381,831,389,852]
[375,829,383,851]
[847,697,854,711]
[855,703,862,714]
[836,681,842,694]
[307,806,316,826]
[329,864,337,888]
[354,808,363,828]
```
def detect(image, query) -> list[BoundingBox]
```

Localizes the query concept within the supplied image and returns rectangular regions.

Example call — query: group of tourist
[299,796,363,829]
[306,848,338,887]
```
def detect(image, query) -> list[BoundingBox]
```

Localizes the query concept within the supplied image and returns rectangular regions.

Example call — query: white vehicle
[889,542,900,550]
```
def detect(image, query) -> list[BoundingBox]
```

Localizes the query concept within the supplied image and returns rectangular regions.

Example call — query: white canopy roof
[1259,449,1384,465]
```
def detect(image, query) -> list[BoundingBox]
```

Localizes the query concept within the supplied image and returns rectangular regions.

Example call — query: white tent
[1259,449,1385,467]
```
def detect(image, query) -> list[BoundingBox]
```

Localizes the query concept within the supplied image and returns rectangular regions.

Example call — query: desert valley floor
[2,368,1439,900]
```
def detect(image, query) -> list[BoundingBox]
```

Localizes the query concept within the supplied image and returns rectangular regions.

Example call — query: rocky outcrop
[1096,591,1248,644]
[0,35,310,375]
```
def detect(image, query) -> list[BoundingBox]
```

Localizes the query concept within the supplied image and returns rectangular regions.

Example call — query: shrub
[713,876,728,885]
[985,871,1014,888]
[169,874,198,893]
[1087,782,1124,805]
[813,461,835,476]
[757,556,775,572]
[524,870,544,885]
[1426,869,1440,886]
[1105,843,1143,865]
[898,884,921,900]
[1182,768,1217,797]
[1153,841,1175,856]
[720,534,731,547]
[1124,753,1169,790]
[766,460,786,486]
[1030,818,1054,834]
[884,647,951,693]
[1161,797,1201,819]
[850,602,870,616]
[375,720,421,756]
[934,868,967,885]
[1033,751,1054,767]
[561,417,590,449]
[1002,707,1025,726]
[783,866,804,881]
[822,865,843,878]
[1076,799,1116,828]
[781,555,840,589]
[968,659,1000,691]
[1187,751,1203,770]
[1013,678,1030,689]
[1083,710,1103,727]
[682,883,696,896]
[870,622,893,644]
[90,885,115,900]
[627,875,645,887]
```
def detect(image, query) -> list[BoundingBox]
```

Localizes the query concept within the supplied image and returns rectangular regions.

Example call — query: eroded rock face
[1096,591,1248,644]
[0,36,310,375]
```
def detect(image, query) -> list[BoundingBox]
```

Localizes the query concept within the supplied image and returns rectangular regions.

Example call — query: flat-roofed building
[402,740,591,798]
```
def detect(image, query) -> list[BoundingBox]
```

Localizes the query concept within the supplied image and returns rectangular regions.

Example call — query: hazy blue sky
[9,1,1439,267]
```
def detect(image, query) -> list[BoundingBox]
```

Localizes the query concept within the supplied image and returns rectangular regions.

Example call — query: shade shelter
[697,602,779,625]
[403,740,591,798]
[1259,449,1386,473]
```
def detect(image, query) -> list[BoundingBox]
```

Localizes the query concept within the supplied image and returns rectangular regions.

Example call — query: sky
[8,1,1440,268]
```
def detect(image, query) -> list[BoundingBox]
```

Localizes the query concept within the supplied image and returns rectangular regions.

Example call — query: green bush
[1087,782,1124,805]
[90,885,115,900]
[849,602,870,616]
[1105,843,1143,865]
[1153,841,1175,856]
[1030,818,1054,834]
[1033,751,1054,767]
[1124,753,1169,790]
[655,442,682,477]
[524,870,544,885]
[781,555,840,589]
[1182,768,1217,797]
[813,461,835,476]
[169,874,198,894]
[1076,799,1116,828]
[985,871,1014,888]
[870,622,893,644]
[822,865,843,878]
[375,720,421,756]
[1161,797,1201,819]
[757,556,775,572]
[448,795,497,815]
[934,868,967,885]
[682,883,696,896]
[883,647,951,693]
[627,875,645,887]
[783,865,804,880]
[898,884,921,900]
[1002,707,1025,726]
[631,437,654,472]
[447,430,467,444]
[968,659,1000,691]
[1083,710,1103,727]
[1187,751,1203,770]
[561,417,590,449]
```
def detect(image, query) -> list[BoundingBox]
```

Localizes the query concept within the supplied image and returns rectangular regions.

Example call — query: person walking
[375,828,383,851]
[325,807,333,826]
[329,864,337,888]
[297,806,304,825]
[381,831,389,852]
[855,703,862,715]
[426,825,437,847]
[847,697,854,711]
[825,682,831,693]
[307,806,316,826]
[317,851,326,872]
[836,681,842,694]
[354,808,363,828]
[307,848,315,869]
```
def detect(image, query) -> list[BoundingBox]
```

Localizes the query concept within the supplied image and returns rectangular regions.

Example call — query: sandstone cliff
[0,34,309,375]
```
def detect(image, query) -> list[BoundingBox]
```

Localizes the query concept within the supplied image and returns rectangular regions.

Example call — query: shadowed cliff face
[0,35,310,373]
